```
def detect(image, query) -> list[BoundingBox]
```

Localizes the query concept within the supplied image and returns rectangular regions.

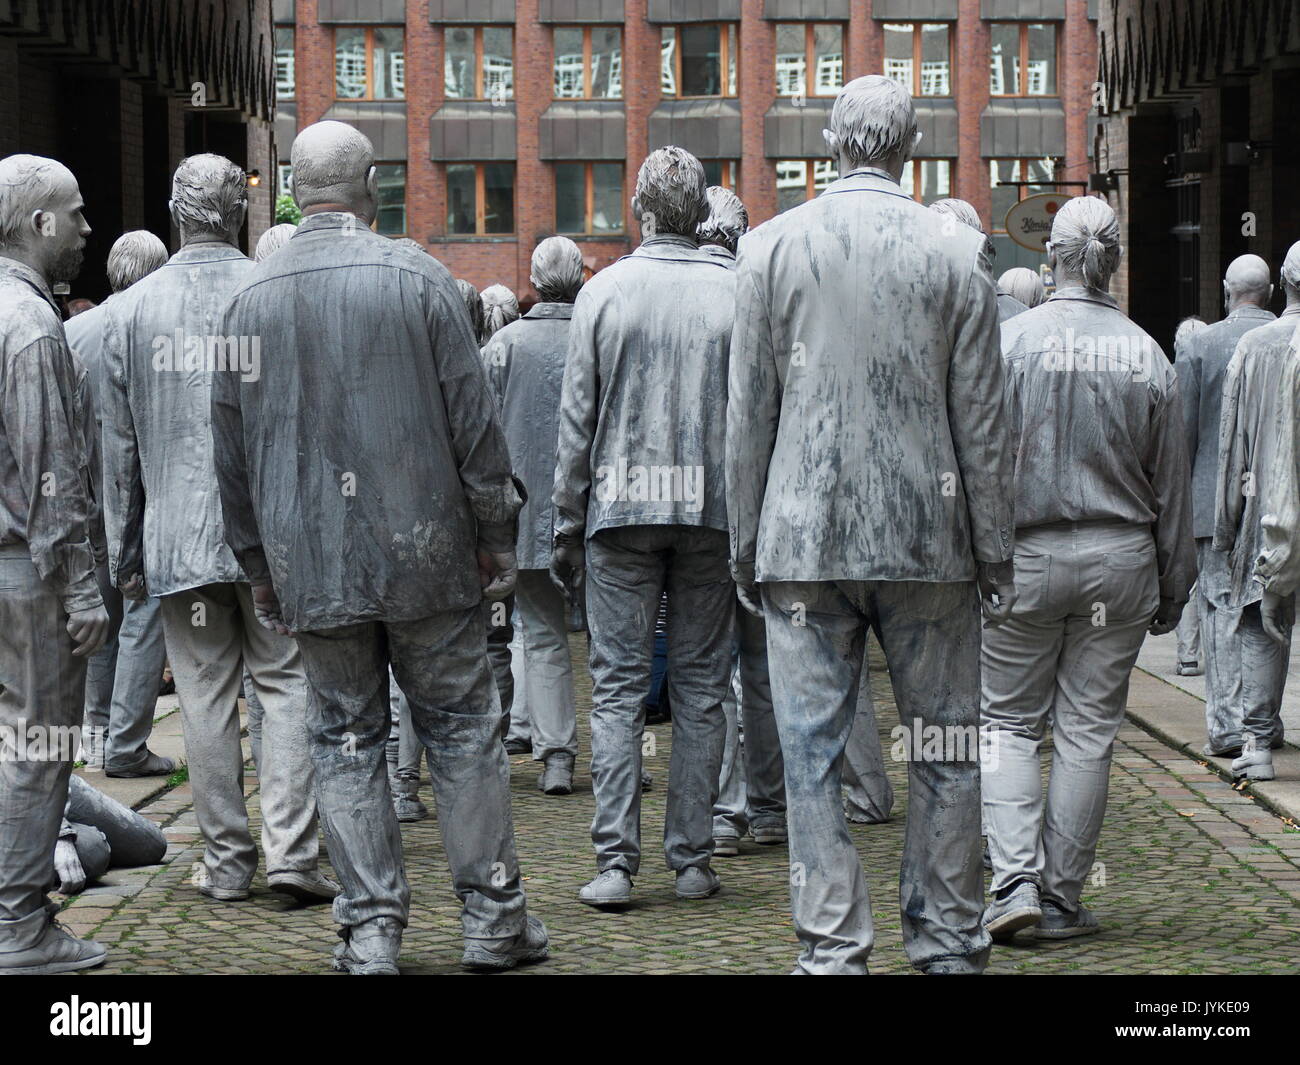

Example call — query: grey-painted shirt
[100,243,253,595]
[484,302,573,570]
[727,170,1014,585]
[554,234,735,542]
[65,299,112,429]
[212,212,522,632]
[0,259,101,612]
[1000,286,1195,603]
[997,291,1030,323]
[1175,305,1275,538]
[1214,313,1300,607]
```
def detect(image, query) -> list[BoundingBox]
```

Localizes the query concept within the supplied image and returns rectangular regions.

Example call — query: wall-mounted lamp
[1089,169,1125,192]
[1226,141,1272,166]
[246,169,261,187]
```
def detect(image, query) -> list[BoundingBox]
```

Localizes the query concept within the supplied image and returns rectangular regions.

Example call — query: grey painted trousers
[386,668,431,787]
[514,569,577,761]
[84,566,166,772]
[842,662,895,822]
[1197,541,1290,752]
[0,549,86,951]
[1175,582,1200,665]
[982,522,1157,910]
[66,774,167,869]
[504,629,531,747]
[763,578,988,974]
[160,583,319,890]
[485,595,514,734]
[713,603,785,838]
[586,525,732,875]
[295,608,529,941]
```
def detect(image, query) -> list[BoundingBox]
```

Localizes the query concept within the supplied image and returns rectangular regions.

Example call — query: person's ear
[365,165,379,205]
[822,129,840,157]
[908,128,923,160]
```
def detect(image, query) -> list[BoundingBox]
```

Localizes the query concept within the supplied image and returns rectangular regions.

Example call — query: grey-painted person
[457,278,487,346]
[0,154,111,975]
[1172,315,1209,675]
[1214,243,1300,781]
[728,77,1018,975]
[211,121,547,975]
[484,237,584,795]
[981,196,1195,945]
[253,222,296,262]
[930,197,1029,324]
[100,154,332,908]
[554,145,737,908]
[1175,255,1276,755]
[52,774,167,895]
[65,230,171,777]
[998,266,1046,310]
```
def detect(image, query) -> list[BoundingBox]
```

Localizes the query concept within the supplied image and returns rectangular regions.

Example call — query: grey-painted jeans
[982,522,1157,911]
[763,577,988,975]
[585,525,733,875]
[514,569,577,761]
[842,660,895,822]
[160,582,319,890]
[294,607,529,942]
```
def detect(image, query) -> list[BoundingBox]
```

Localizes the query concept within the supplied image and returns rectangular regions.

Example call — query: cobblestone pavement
[64,643,1300,975]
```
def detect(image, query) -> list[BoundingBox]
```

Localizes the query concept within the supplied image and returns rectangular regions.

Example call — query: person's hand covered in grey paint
[736,581,763,619]
[479,548,517,601]
[1147,597,1183,637]
[251,580,290,636]
[67,603,110,656]
[120,573,146,601]
[54,838,86,895]
[1261,589,1294,643]
[549,540,585,601]
[977,560,1017,627]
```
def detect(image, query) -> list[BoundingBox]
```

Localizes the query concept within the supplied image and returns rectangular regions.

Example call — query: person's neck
[0,247,50,283]
[1282,292,1300,316]
[1056,273,1110,294]
[1227,296,1265,314]
[180,231,235,249]
[302,202,359,217]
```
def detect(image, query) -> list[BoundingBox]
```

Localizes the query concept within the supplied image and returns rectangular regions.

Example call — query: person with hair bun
[981,195,1195,944]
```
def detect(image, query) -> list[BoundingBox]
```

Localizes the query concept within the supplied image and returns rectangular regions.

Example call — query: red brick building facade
[275,0,1096,296]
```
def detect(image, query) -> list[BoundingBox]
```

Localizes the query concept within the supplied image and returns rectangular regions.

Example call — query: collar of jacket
[295,211,367,236]
[167,240,246,266]
[822,168,911,201]
[1047,284,1119,310]
[0,256,58,313]
[1226,305,1274,321]
[524,301,574,320]
[627,233,729,268]
[700,243,736,262]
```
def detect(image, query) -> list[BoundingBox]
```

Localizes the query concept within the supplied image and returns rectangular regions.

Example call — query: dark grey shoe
[675,866,721,900]
[983,880,1041,942]
[1034,899,1100,940]
[332,917,402,975]
[713,835,740,858]
[461,916,550,971]
[539,753,574,795]
[268,869,340,905]
[106,750,176,778]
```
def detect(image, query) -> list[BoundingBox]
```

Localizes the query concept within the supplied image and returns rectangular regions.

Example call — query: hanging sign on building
[1005,192,1066,252]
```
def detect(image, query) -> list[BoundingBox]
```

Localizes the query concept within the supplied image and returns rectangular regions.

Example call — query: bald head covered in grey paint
[1223,253,1273,313]
[1047,196,1122,292]
[170,153,247,247]
[107,230,168,292]
[824,75,921,181]
[632,146,708,240]
[697,186,748,254]
[1283,242,1300,294]
[999,267,1045,309]
[0,154,91,283]
[531,236,584,303]
[254,223,297,262]
[290,120,378,225]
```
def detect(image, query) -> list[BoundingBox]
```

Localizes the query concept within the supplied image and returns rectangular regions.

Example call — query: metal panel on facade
[539,0,625,22]
[980,98,1066,157]
[646,0,741,23]
[272,0,294,23]
[429,103,517,160]
[647,99,742,159]
[980,0,1065,18]
[870,0,959,19]
[322,101,408,159]
[318,0,406,22]
[429,0,516,23]
[762,0,851,20]
[762,99,832,158]
[914,98,959,156]
[539,102,626,159]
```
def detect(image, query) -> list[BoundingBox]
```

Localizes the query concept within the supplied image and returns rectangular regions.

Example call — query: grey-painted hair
[171,154,247,237]
[928,197,984,235]
[634,146,709,238]
[1049,196,1121,291]
[254,223,296,262]
[531,236,584,302]
[457,278,486,344]
[106,230,167,292]
[481,283,520,338]
[999,267,1046,308]
[0,154,72,248]
[1174,316,1207,350]
[1281,242,1300,289]
[697,186,748,253]
[290,121,375,209]
[826,75,918,170]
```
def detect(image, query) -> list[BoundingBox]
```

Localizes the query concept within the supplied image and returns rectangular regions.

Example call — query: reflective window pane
[726,24,737,96]
[1025,156,1055,192]
[554,27,584,98]
[812,159,837,194]
[902,159,951,205]
[774,24,805,96]
[275,27,295,100]
[373,27,404,99]
[447,164,476,234]
[990,159,1020,230]
[483,27,514,101]
[1027,23,1056,95]
[660,27,677,96]
[702,160,736,190]
[335,27,366,99]
[592,28,622,99]
[813,24,842,96]
[592,163,623,233]
[375,163,406,235]
[445,26,476,99]
[555,163,585,233]
[883,23,913,92]
[776,160,808,213]
[680,24,722,97]
[920,24,949,96]
[484,163,514,234]
[989,23,1019,95]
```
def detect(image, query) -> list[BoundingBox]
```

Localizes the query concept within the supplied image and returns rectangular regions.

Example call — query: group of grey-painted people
[4,72,1299,976]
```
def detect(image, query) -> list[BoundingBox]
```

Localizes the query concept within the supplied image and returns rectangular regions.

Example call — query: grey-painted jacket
[727,169,1014,585]
[65,299,111,429]
[211,212,522,632]
[554,234,735,541]
[0,259,101,612]
[485,302,572,570]
[997,291,1030,323]
[1213,314,1300,608]
[1175,306,1275,538]
[100,243,254,594]
[1000,286,1195,603]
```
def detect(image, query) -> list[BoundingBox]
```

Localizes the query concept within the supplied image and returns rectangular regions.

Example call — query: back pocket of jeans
[1012,553,1050,616]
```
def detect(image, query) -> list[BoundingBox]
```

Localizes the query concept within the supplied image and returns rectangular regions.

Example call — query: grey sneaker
[393,794,429,822]
[0,917,107,975]
[1174,660,1204,677]
[751,823,787,845]
[539,753,574,795]
[1231,735,1276,781]
[504,737,532,755]
[578,869,633,908]
[461,916,550,971]
[268,869,340,905]
[1202,741,1242,759]
[983,880,1042,941]
[194,866,250,902]
[713,835,740,858]
[1034,898,1101,940]
[332,917,402,975]
[675,866,721,900]
[106,750,176,778]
